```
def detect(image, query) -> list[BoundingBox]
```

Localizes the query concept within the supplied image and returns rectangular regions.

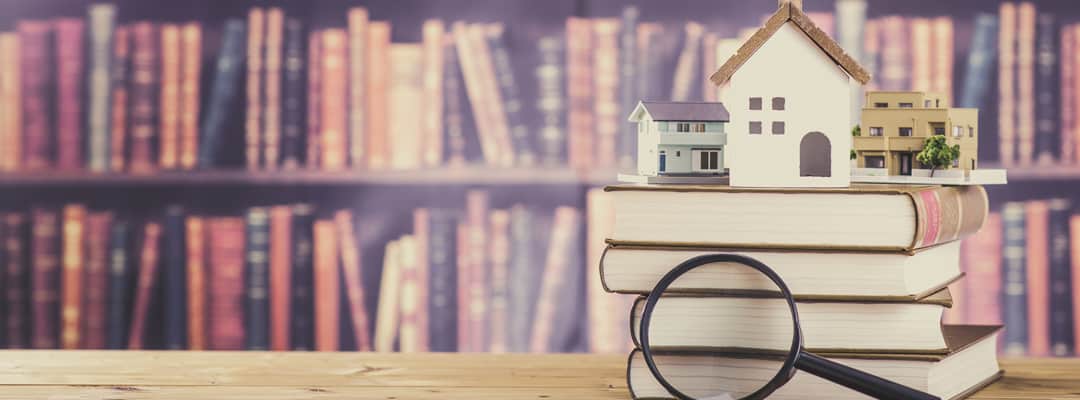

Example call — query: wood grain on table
[0,351,1072,399]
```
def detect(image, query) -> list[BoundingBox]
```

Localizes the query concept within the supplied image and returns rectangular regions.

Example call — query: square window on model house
[677,123,690,132]
[953,126,963,137]
[772,97,785,110]
[694,123,706,132]
[899,102,914,108]
[749,121,762,134]
[869,127,883,136]
[873,102,888,108]
[864,155,885,168]
[898,127,912,136]
[772,121,785,134]
[749,97,763,110]
[968,126,974,137]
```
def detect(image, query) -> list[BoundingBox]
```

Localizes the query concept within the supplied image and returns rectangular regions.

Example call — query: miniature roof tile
[635,101,730,122]
[709,3,871,86]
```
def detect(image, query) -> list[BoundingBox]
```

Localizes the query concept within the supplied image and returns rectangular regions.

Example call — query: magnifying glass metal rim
[638,253,802,400]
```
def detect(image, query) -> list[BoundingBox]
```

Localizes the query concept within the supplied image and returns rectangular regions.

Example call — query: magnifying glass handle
[796,352,940,400]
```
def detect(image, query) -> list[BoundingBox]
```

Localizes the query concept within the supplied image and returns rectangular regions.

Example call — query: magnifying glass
[637,253,940,400]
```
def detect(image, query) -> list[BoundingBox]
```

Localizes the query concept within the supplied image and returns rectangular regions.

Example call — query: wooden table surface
[0,351,1074,399]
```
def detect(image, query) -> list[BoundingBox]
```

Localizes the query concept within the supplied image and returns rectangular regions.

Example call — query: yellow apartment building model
[852,91,1006,185]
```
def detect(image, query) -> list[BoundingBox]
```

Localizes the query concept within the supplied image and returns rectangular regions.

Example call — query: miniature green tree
[850,125,860,160]
[915,135,960,177]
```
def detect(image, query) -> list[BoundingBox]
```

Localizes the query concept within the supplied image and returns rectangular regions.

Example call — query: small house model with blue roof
[627,101,730,177]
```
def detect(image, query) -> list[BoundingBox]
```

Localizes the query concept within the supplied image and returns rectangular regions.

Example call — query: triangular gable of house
[709,2,871,86]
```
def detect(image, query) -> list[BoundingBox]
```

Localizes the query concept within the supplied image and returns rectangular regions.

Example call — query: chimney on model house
[779,0,803,10]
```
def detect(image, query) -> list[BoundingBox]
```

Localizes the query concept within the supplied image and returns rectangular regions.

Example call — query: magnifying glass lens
[637,259,797,400]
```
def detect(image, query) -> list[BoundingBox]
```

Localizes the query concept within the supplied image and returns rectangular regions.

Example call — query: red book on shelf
[128,221,162,350]
[320,29,348,171]
[566,17,594,170]
[245,7,265,170]
[31,208,60,349]
[966,214,1003,325]
[306,30,322,169]
[158,24,181,170]
[269,206,292,351]
[110,25,131,172]
[421,20,445,168]
[81,211,111,349]
[179,23,201,170]
[348,8,369,169]
[1026,200,1050,356]
[0,33,21,172]
[60,204,86,349]
[592,19,619,168]
[364,22,390,170]
[336,210,372,351]
[1016,3,1036,166]
[129,22,159,173]
[209,217,245,350]
[314,219,340,351]
[54,18,85,171]
[5,214,29,348]
[263,8,284,169]
[186,216,208,350]
[19,21,53,171]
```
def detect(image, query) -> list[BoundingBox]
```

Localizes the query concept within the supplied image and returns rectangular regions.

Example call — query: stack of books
[599,183,1004,399]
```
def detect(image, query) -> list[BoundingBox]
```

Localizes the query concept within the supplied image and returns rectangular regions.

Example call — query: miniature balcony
[853,136,926,152]
[657,132,727,146]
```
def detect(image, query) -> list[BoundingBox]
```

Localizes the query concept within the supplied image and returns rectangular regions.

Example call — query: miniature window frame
[933,125,946,135]
[873,102,888,108]
[899,102,914,108]
[749,121,763,134]
[772,121,785,135]
[677,123,690,132]
[694,123,706,132]
[968,126,974,138]
[864,155,885,168]
[749,97,763,110]
[869,127,883,136]
[952,126,963,137]
[898,127,912,137]
[924,100,932,108]
[771,97,785,110]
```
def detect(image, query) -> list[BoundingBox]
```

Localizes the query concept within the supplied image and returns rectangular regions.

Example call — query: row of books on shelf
[948,199,1079,356]
[0,189,632,352]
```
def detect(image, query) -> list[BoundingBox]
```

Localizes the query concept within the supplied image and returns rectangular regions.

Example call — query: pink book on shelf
[364,22,391,170]
[965,213,1003,326]
[908,18,932,92]
[1026,201,1049,356]
[1073,25,1080,165]
[269,206,292,351]
[1016,2,1036,166]
[566,17,593,170]
[998,2,1017,166]
[592,19,619,168]
[158,24,181,170]
[421,20,445,168]
[245,8,265,170]
[931,17,953,104]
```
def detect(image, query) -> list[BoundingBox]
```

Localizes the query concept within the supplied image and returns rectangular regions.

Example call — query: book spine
[348,8,369,169]
[670,22,702,102]
[4,214,29,348]
[960,14,998,109]
[179,23,202,170]
[313,219,339,351]
[427,210,457,352]
[129,22,159,173]
[305,30,322,169]
[964,213,1003,326]
[421,20,444,168]
[486,24,532,166]
[506,206,539,353]
[566,18,594,169]
[127,221,162,350]
[289,205,315,350]
[262,8,284,169]
[487,209,510,353]
[31,208,60,349]
[54,18,85,171]
[375,238,402,352]
[198,19,246,168]
[87,5,115,172]
[1048,199,1074,356]
[443,36,467,166]
[530,207,583,353]
[1062,26,1076,165]
[1016,2,1036,166]
[618,7,639,169]
[1073,24,1080,165]
[998,3,1017,166]
[465,190,489,352]
[336,210,371,351]
[245,8,265,170]
[536,36,565,167]
[269,206,291,351]
[930,17,953,105]
[245,207,271,350]
[105,220,130,349]
[468,24,513,167]
[0,33,20,172]
[593,19,620,168]
[909,185,989,250]
[398,235,421,352]
[61,205,86,349]
[158,24,181,170]
[163,206,187,350]
[19,22,52,170]
[209,217,245,350]
[110,26,130,172]
[1033,13,1057,163]
[185,216,207,350]
[280,19,305,169]
[82,212,111,349]
[454,223,469,351]
[364,22,390,170]
[1026,200,1050,356]
[451,22,496,167]
[388,44,424,170]
[1002,202,1028,355]
[320,29,348,171]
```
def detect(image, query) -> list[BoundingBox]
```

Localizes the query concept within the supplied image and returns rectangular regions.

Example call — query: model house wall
[628,101,728,176]
[855,91,979,176]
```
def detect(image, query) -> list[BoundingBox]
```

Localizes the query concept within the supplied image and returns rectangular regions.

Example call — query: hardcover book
[163,206,187,350]
[31,208,60,349]
[269,206,292,351]
[87,4,115,172]
[4,214,30,348]
[290,205,316,350]
[82,212,111,349]
[313,219,339,351]
[209,217,245,350]
[427,209,458,352]
[199,19,246,168]
[129,22,159,173]
[61,205,86,349]
[105,220,131,349]
[54,18,85,171]
[127,221,162,350]
[245,207,271,350]
[186,216,208,350]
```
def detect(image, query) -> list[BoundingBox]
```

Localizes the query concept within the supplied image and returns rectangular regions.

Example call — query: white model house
[627,101,729,176]
[711,0,870,187]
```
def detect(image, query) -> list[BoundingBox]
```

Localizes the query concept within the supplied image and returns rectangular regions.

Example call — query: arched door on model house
[799,132,831,177]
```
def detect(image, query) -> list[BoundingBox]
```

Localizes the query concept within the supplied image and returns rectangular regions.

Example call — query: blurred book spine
[245,207,271,350]
[1002,202,1028,355]
[87,5,115,173]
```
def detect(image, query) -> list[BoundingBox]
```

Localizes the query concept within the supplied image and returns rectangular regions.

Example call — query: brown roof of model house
[709,1,871,86]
